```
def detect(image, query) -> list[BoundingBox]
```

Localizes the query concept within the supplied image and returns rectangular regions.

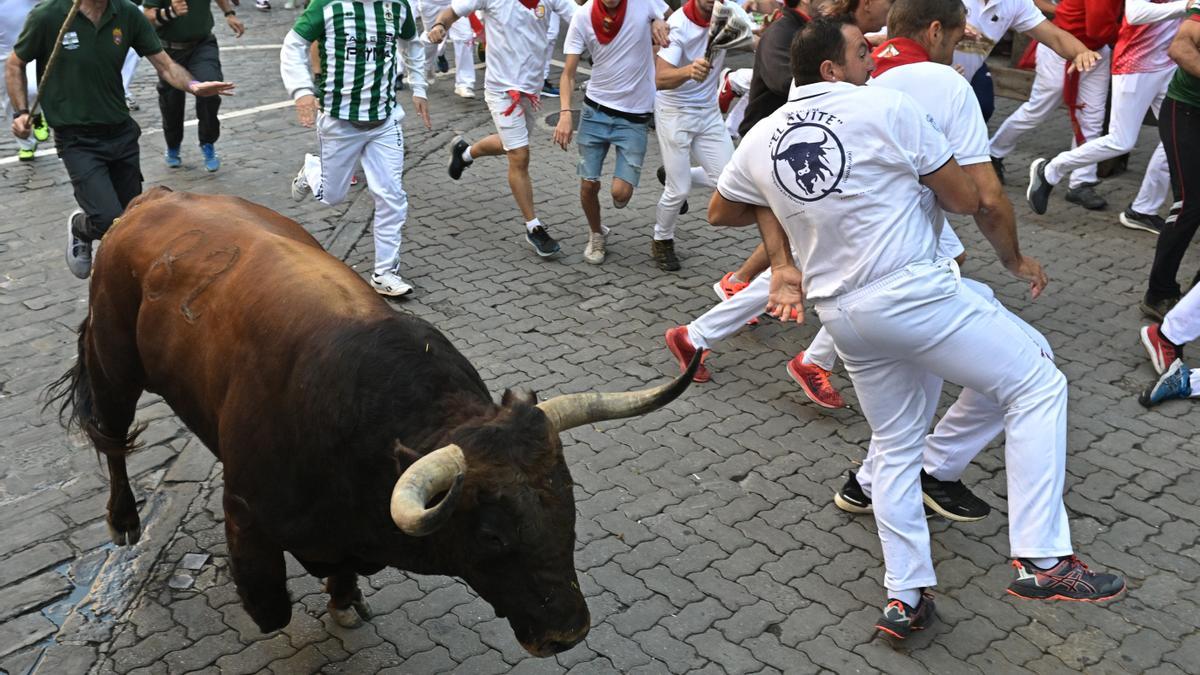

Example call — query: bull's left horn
[536,351,702,432]
[390,444,467,537]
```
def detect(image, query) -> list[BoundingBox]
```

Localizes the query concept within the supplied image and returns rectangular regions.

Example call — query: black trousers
[157,33,223,148]
[56,119,143,243]
[1148,97,1200,302]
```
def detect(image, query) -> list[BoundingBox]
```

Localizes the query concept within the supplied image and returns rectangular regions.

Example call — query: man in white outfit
[0,0,47,161]
[711,14,1125,639]
[1027,0,1191,232]
[419,0,477,97]
[281,0,432,297]
[430,0,578,258]
[651,0,733,271]
[1140,283,1200,404]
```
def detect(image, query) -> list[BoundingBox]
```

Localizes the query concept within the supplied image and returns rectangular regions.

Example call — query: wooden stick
[29,0,85,116]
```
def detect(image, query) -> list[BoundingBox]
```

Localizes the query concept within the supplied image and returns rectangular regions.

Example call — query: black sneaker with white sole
[448,136,471,180]
[920,470,990,522]
[655,166,688,215]
[1026,158,1053,215]
[1007,556,1126,602]
[876,590,936,639]
[1140,294,1181,322]
[526,226,561,257]
[1065,183,1106,210]
[1119,206,1165,235]
[834,471,872,513]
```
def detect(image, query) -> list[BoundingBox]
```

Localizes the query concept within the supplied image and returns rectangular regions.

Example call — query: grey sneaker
[291,165,309,202]
[65,210,92,279]
[1119,206,1165,235]
[1026,158,1053,215]
[1065,183,1106,210]
[583,230,606,264]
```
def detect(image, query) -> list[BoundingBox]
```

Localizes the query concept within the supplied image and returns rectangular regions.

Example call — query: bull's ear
[392,440,421,471]
[500,389,537,407]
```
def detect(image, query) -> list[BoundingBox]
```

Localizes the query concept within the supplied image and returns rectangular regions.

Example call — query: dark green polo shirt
[14,0,162,128]
[143,0,215,44]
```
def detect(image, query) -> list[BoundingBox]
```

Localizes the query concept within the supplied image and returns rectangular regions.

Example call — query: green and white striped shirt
[289,0,421,122]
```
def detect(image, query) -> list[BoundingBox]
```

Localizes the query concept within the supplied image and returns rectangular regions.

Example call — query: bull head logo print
[771,123,845,202]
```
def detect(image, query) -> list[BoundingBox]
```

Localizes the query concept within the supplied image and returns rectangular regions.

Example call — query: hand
[294,94,317,127]
[1005,254,1048,300]
[11,113,31,139]
[766,265,805,323]
[553,111,573,149]
[953,63,966,76]
[171,0,189,16]
[651,19,670,47]
[413,96,431,130]
[689,57,711,82]
[1068,49,1100,74]
[963,24,981,41]
[189,80,236,96]
[428,24,446,44]
[226,14,245,37]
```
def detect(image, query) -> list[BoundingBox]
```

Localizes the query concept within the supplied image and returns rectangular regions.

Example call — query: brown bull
[48,188,699,656]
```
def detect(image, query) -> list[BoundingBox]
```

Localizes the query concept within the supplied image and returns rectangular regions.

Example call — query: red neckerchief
[682,0,711,27]
[517,0,539,10]
[592,0,628,44]
[502,90,542,116]
[870,37,931,79]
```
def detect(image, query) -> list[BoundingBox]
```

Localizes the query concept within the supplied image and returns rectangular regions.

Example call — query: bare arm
[6,52,31,138]
[1170,18,1200,78]
[707,189,758,226]
[147,50,236,96]
[656,54,709,90]
[553,53,580,149]
[919,157,979,215]
[144,0,191,28]
[1027,19,1101,71]
[962,162,1048,299]
[427,7,462,44]
[213,0,246,37]
[755,205,806,323]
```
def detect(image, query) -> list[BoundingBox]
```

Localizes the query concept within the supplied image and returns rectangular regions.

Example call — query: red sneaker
[1141,323,1180,375]
[786,352,845,408]
[665,326,711,383]
[713,272,759,326]
[718,68,736,114]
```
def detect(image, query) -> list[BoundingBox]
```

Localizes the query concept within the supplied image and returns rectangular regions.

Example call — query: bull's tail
[43,317,143,458]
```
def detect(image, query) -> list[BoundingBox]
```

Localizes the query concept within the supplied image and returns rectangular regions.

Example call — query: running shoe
[370,272,414,297]
[1065,183,1106,210]
[1141,323,1180,375]
[448,136,471,180]
[583,230,606,264]
[1026,158,1053,215]
[1007,556,1126,602]
[65,210,92,279]
[1119,206,1165,235]
[786,353,845,408]
[875,591,935,639]
[526,226,561,257]
[665,326,711,383]
[651,238,680,271]
[920,470,990,522]
[714,272,759,325]
[165,147,182,168]
[290,165,309,201]
[1139,359,1192,408]
[833,471,871,514]
[200,143,220,172]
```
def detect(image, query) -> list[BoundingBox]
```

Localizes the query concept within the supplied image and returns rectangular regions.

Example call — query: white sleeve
[716,130,769,207]
[657,21,685,66]
[280,30,315,101]
[552,0,578,25]
[1125,0,1188,25]
[451,0,483,18]
[649,0,668,19]
[401,38,428,98]
[1011,0,1048,33]
[563,11,588,55]
[947,79,990,166]
[892,93,953,176]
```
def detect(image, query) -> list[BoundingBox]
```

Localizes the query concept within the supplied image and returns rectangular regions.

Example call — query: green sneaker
[17,147,35,161]
[32,115,49,142]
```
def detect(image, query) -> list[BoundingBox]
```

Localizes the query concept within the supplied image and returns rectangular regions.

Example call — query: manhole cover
[543,109,581,131]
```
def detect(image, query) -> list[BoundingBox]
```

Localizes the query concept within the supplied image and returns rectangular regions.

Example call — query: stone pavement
[2,9,1200,675]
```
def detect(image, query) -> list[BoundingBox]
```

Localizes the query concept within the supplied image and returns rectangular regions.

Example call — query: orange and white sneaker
[665,326,711,383]
[713,272,759,326]
[786,352,845,408]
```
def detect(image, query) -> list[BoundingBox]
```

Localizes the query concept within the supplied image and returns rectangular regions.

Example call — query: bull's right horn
[390,444,467,537]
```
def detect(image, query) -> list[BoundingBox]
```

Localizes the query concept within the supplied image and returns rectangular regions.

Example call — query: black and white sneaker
[834,471,872,514]
[875,590,935,639]
[448,136,471,180]
[1007,556,1125,602]
[655,166,688,215]
[1065,183,1107,210]
[526,226,561,258]
[1119,206,1165,235]
[1026,158,1053,215]
[65,210,93,279]
[920,470,990,522]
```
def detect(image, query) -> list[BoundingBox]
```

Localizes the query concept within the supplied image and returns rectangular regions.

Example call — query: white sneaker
[454,85,475,99]
[255,0,271,10]
[371,272,414,297]
[583,231,606,265]
[291,166,309,202]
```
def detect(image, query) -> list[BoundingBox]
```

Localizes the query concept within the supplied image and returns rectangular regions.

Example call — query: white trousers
[121,48,140,95]
[305,109,409,276]
[419,0,475,89]
[990,44,1110,189]
[724,68,752,139]
[0,58,36,151]
[1045,68,1173,213]
[816,259,1071,594]
[654,103,732,240]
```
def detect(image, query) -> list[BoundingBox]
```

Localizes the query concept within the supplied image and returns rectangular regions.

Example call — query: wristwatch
[12,108,28,119]
[224,9,236,15]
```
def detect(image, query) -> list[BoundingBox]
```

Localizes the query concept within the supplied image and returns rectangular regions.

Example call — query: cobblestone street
[2,8,1200,674]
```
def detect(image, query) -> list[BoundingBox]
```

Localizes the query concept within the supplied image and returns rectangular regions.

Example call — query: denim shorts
[576,102,650,187]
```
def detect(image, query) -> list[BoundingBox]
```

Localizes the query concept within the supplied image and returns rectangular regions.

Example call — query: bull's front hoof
[328,599,371,628]
[107,520,142,546]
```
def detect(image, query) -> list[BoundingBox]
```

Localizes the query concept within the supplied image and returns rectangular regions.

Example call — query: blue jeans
[576,102,650,187]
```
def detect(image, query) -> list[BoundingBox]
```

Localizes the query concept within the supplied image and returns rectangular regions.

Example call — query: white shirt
[564,0,666,114]
[656,9,726,109]
[953,0,1045,81]
[452,0,577,93]
[870,61,988,251]
[0,0,37,55]
[716,81,953,300]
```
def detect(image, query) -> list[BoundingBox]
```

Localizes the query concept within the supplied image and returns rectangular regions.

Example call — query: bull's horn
[537,351,702,432]
[390,444,467,537]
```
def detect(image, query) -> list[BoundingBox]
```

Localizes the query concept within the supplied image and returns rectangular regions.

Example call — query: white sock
[461,146,473,163]
[525,218,542,233]
[890,589,921,607]
[1029,557,1060,569]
